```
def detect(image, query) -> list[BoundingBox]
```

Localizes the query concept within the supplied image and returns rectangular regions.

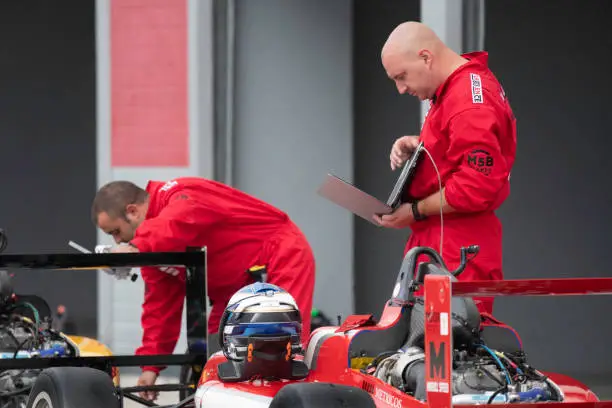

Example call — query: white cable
[420,146,444,260]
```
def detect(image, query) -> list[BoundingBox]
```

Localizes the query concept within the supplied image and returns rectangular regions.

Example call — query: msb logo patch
[466,149,493,176]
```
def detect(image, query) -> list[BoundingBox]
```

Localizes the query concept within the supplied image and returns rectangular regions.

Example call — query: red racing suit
[405,51,517,314]
[129,177,316,374]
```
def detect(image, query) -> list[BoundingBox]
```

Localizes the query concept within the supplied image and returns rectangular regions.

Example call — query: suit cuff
[130,237,151,252]
[142,366,163,375]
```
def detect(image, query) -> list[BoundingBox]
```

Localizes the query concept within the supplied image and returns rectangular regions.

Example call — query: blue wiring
[477,344,512,385]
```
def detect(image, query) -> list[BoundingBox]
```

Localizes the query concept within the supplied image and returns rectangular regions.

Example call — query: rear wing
[423,275,612,408]
[0,248,210,370]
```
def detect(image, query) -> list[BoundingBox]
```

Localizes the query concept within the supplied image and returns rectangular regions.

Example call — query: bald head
[381,21,443,59]
[381,21,467,101]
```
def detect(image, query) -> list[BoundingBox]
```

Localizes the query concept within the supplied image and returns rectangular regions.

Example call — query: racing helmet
[218,283,303,364]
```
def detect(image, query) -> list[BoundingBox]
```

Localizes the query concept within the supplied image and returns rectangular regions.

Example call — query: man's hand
[137,370,159,401]
[372,203,415,229]
[95,244,138,280]
[94,244,139,254]
[390,135,420,170]
[110,244,140,254]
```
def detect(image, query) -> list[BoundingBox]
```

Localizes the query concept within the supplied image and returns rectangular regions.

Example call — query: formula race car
[191,245,599,408]
[0,270,119,408]
[0,248,208,408]
[0,231,121,408]
[10,244,612,408]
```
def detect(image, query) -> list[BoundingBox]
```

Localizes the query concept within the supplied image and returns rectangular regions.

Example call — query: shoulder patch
[160,180,178,192]
[469,73,483,104]
[466,148,493,175]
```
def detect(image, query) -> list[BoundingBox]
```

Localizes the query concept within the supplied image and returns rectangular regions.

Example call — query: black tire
[26,367,119,408]
[179,362,198,400]
[269,382,376,408]
[179,344,205,401]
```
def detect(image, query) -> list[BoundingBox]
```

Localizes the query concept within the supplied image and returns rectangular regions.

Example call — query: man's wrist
[412,201,427,221]
[142,366,161,375]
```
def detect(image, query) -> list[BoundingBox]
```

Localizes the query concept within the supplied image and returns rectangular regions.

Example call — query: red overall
[405,52,517,314]
[129,177,316,374]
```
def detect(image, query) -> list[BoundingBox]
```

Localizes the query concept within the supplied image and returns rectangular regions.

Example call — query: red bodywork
[198,276,612,407]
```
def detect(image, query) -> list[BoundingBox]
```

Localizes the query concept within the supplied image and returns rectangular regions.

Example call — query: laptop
[317,142,424,225]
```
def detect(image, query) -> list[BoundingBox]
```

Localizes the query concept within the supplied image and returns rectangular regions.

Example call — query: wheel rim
[31,391,53,408]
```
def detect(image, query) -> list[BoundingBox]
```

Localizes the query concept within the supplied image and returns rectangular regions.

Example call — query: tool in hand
[68,241,138,281]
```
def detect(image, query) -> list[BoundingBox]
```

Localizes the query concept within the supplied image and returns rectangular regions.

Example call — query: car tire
[26,367,119,408]
[179,362,197,400]
[269,382,376,408]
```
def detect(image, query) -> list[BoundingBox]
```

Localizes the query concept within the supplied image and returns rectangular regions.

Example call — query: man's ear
[419,49,433,67]
[125,203,139,217]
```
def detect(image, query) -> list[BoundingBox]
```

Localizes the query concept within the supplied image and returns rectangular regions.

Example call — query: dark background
[353,0,612,382]
[0,0,610,385]
[0,1,97,337]
[486,0,612,379]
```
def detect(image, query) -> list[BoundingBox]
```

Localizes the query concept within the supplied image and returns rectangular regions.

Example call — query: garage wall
[485,0,612,379]
[96,0,215,354]
[229,0,355,320]
[0,0,98,337]
[353,0,422,317]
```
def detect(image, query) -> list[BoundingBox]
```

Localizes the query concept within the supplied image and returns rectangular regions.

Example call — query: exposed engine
[354,245,565,405]
[366,343,564,405]
[0,269,79,408]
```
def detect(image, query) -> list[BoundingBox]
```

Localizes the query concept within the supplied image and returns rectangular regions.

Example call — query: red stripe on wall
[110,0,189,167]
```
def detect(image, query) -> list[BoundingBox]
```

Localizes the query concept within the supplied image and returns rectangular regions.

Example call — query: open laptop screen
[317,141,425,225]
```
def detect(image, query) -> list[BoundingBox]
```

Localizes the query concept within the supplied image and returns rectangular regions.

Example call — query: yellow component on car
[66,335,120,386]
[350,356,374,370]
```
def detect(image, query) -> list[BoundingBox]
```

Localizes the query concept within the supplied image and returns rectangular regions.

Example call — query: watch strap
[412,201,427,221]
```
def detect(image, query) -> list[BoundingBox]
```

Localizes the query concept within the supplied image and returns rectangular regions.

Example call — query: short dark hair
[91,181,149,224]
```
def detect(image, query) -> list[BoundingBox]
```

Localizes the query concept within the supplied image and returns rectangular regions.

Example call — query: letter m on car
[429,341,446,379]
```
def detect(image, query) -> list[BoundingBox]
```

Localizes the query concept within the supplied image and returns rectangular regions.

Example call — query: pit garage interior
[0,0,611,405]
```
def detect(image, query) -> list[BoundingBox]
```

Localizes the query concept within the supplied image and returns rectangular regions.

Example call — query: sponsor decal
[440,312,449,336]
[466,149,494,176]
[470,73,483,104]
[159,266,181,276]
[361,380,375,394]
[161,180,178,192]
[374,387,403,408]
[426,380,450,393]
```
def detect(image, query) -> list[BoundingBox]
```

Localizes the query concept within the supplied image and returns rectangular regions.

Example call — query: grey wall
[0,1,97,336]
[353,0,421,317]
[485,0,612,379]
[231,0,355,320]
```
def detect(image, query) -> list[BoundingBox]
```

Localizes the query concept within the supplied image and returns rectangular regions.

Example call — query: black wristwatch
[412,201,427,221]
